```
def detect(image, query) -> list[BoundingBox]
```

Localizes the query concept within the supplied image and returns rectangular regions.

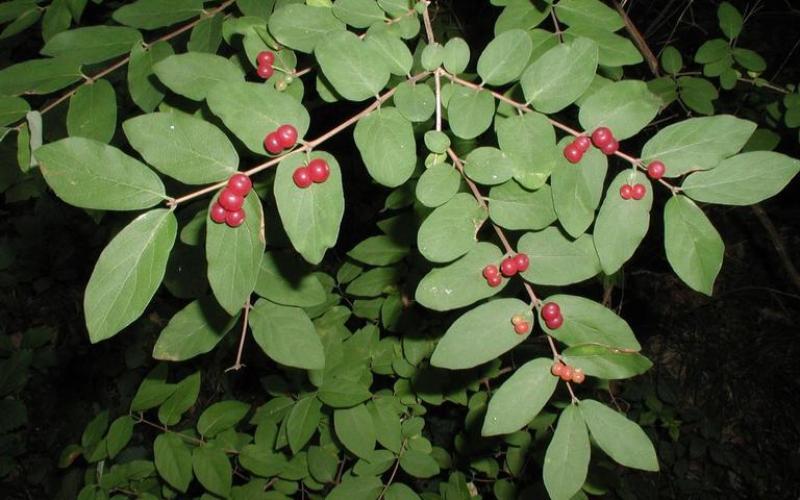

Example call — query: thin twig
[377,440,407,500]
[434,69,443,131]
[610,0,660,76]
[750,203,800,292]
[226,299,252,372]
[421,1,436,45]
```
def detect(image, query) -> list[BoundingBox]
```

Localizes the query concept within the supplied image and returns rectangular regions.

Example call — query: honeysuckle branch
[225,299,252,372]
[422,1,436,45]
[377,439,408,500]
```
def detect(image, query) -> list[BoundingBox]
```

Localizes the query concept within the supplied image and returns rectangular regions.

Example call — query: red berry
[591,127,613,147]
[631,183,646,200]
[218,189,244,211]
[600,138,619,155]
[210,203,227,224]
[308,158,330,183]
[560,365,574,381]
[513,253,529,273]
[500,257,518,277]
[264,132,283,154]
[257,65,274,80]
[619,184,633,200]
[227,173,252,197]
[513,321,530,335]
[574,135,592,152]
[487,275,502,287]
[276,124,298,149]
[225,209,246,228]
[546,314,564,330]
[541,302,560,321]
[292,167,312,188]
[571,368,585,384]
[511,314,525,325]
[551,362,565,377]
[647,160,665,180]
[563,144,583,164]
[483,265,499,279]
[257,51,275,66]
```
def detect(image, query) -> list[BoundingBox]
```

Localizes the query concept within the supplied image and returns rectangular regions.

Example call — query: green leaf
[550,139,608,238]
[334,404,376,459]
[494,0,550,35]
[333,0,386,28]
[400,449,440,478]
[326,476,383,500]
[416,164,460,208]
[393,81,435,122]
[385,483,422,500]
[678,76,718,115]
[207,81,310,156]
[464,147,515,186]
[520,37,598,113]
[249,299,325,370]
[497,112,558,189]
[364,31,413,76]
[255,252,327,307]
[319,378,372,407]
[206,192,265,314]
[192,446,232,497]
[561,345,652,379]
[489,182,556,230]
[308,445,338,483]
[477,29,532,86]
[442,37,470,74]
[113,0,203,29]
[0,96,29,127]
[682,151,800,205]
[154,53,244,101]
[316,30,390,101]
[82,411,109,448]
[593,171,652,274]
[153,297,235,361]
[67,80,117,143]
[128,41,174,113]
[717,2,743,40]
[564,26,642,67]
[447,86,495,139]
[660,46,683,74]
[0,58,82,96]
[555,0,623,31]
[286,396,322,453]
[417,193,487,264]
[416,242,507,311]
[106,416,135,460]
[123,112,237,184]
[663,195,724,295]
[35,137,166,210]
[154,433,193,492]
[541,294,640,350]
[368,398,402,453]
[131,365,176,412]
[84,209,176,343]
[482,358,557,436]
[420,42,444,70]
[187,13,223,54]
[431,298,533,369]
[580,399,658,471]
[695,38,729,63]
[640,115,756,177]
[348,236,409,266]
[158,371,201,426]
[578,81,660,140]
[345,267,398,296]
[274,152,344,264]
[41,26,142,65]
[543,405,590,500]
[354,107,416,187]
[518,228,600,286]
[0,6,40,39]
[732,48,766,72]
[197,400,250,437]
[269,4,345,53]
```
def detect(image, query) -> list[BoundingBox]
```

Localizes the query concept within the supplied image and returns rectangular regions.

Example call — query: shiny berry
[563,144,582,164]
[227,173,252,197]
[487,275,502,287]
[600,138,619,155]
[264,132,283,154]
[513,253,529,273]
[257,65,274,80]
[560,365,574,381]
[257,51,275,66]
[225,209,245,228]
[276,124,298,149]
[218,189,244,211]
[591,127,613,147]
[571,368,586,384]
[210,203,227,224]
[541,302,561,321]
[620,184,633,200]
[500,257,518,277]
[551,363,565,377]
[511,314,525,325]
[631,183,646,200]
[308,158,330,183]
[647,160,665,180]
[574,135,592,152]
[483,265,499,279]
[546,315,564,330]
[513,321,530,335]
[292,167,312,188]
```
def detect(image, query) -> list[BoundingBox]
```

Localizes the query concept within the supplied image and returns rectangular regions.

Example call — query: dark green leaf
[106,416,135,459]
[354,107,416,187]
[153,297,235,361]
[158,371,201,426]
[255,252,327,307]
[249,299,325,370]
[562,345,652,379]
[489,182,556,230]
[192,446,232,497]
[286,397,322,453]
[580,399,658,471]
[41,26,142,64]
[128,41,174,113]
[0,58,82,96]
[543,405,589,500]
[316,30,390,101]
[400,449,440,478]
[477,29,532,86]
[154,433,193,492]
[269,4,345,53]
[113,0,203,29]
[483,358,557,436]
[417,193,487,263]
[197,400,250,437]
[447,86,495,139]
[334,404,376,459]
[154,53,244,101]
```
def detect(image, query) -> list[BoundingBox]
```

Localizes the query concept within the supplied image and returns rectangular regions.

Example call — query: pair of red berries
[562,135,592,164]
[646,160,666,180]
[292,158,331,188]
[210,173,253,227]
[256,51,275,79]
[620,183,646,200]
[264,124,298,155]
[563,127,620,164]
[482,253,530,287]
[510,314,531,335]
[540,301,563,330]
[551,362,585,384]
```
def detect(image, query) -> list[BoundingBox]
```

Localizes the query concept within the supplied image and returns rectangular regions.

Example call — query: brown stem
[421,1,436,45]
[750,203,800,292]
[377,440,407,500]
[610,0,660,77]
[225,300,252,372]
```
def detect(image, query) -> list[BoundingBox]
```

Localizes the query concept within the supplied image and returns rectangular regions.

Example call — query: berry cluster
[540,301,564,330]
[562,135,591,164]
[210,173,253,228]
[482,253,530,287]
[551,362,585,384]
[646,160,665,180]
[563,127,619,164]
[264,124,298,155]
[619,183,646,200]
[510,314,531,335]
[292,158,331,188]
[256,51,275,79]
